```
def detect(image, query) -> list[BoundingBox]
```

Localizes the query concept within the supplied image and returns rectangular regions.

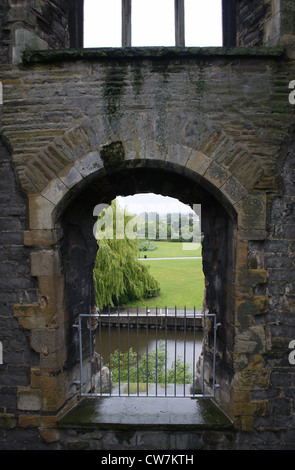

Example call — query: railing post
[122,0,132,47]
[78,316,83,396]
[175,0,185,47]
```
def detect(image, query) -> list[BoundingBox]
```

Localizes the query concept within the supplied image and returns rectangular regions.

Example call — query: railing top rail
[78,312,217,318]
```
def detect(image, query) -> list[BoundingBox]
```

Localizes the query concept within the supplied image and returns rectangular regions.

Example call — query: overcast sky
[116,194,194,214]
[84,0,222,48]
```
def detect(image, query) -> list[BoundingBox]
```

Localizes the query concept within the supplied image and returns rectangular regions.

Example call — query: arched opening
[57,162,237,415]
[96,192,204,310]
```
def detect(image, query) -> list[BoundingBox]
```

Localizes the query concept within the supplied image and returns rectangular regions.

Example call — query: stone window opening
[83,0,224,48]
[58,165,236,425]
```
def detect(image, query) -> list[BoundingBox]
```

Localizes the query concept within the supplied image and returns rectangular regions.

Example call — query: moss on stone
[103,67,127,120]
[22,46,286,66]
[100,141,125,172]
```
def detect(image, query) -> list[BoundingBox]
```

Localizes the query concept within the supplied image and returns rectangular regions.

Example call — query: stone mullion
[122,0,132,47]
[175,0,185,47]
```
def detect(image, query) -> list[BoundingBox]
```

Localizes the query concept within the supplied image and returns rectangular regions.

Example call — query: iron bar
[118,306,121,396]
[77,309,218,399]
[146,306,149,396]
[108,305,111,396]
[174,306,177,396]
[127,306,130,396]
[98,306,102,393]
[165,306,168,396]
[78,315,83,396]
[89,307,93,394]
[184,306,187,396]
[192,307,196,397]
[155,306,158,396]
[202,310,206,395]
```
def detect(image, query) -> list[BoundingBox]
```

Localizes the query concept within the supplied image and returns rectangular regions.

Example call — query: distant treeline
[135,212,199,243]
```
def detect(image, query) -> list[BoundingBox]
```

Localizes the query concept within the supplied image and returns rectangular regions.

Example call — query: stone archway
[3,47,283,435]
[15,138,268,426]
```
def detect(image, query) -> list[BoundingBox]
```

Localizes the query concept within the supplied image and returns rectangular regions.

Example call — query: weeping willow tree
[93,200,161,308]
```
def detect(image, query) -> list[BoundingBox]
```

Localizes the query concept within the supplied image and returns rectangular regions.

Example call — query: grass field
[128,241,205,310]
[139,241,202,259]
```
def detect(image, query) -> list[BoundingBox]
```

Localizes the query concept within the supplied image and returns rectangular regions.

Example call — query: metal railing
[75,307,219,399]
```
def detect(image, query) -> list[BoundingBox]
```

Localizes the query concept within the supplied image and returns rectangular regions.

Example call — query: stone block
[17,388,43,411]
[39,428,60,444]
[39,347,67,371]
[24,229,61,247]
[30,368,66,392]
[37,275,64,315]
[234,193,267,230]
[239,415,254,432]
[12,28,49,64]
[18,414,57,429]
[142,140,166,162]
[221,176,247,205]
[186,150,211,176]
[166,143,191,167]
[58,164,83,189]
[0,413,16,428]
[28,194,55,230]
[41,178,68,207]
[30,327,66,356]
[235,325,266,354]
[237,268,267,290]
[43,385,66,412]
[30,250,61,277]
[14,304,48,330]
[75,150,103,178]
[203,161,231,189]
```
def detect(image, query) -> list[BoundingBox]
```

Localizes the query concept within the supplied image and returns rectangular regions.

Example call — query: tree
[106,343,192,385]
[93,200,161,308]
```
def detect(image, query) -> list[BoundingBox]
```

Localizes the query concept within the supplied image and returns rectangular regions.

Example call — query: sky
[84,1,222,213]
[84,0,223,48]
[117,194,193,215]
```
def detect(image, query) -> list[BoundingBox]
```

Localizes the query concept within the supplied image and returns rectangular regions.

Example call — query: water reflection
[95,327,203,373]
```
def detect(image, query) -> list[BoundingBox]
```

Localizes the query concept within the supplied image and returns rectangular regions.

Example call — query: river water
[95,327,203,373]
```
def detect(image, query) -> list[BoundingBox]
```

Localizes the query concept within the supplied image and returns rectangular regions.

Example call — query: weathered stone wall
[0,0,81,64]
[0,136,42,448]
[0,1,10,64]
[0,47,294,449]
[252,140,295,437]
[1,0,295,452]
[236,0,272,46]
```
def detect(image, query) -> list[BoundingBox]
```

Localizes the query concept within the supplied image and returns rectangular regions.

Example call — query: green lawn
[129,242,205,310]
[138,241,202,259]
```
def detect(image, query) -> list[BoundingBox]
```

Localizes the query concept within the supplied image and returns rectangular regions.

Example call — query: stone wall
[0,0,82,64]
[0,47,294,449]
[0,136,42,448]
[1,0,295,452]
[252,140,295,437]
[0,1,10,64]
[236,0,272,46]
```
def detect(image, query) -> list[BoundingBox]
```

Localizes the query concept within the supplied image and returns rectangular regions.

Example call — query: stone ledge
[22,46,286,65]
[58,397,233,432]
